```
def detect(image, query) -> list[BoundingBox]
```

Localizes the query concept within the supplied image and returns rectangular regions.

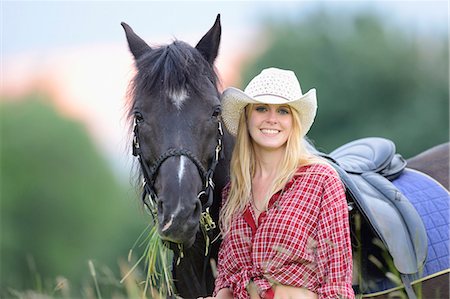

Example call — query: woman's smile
[248,103,293,151]
[260,128,281,135]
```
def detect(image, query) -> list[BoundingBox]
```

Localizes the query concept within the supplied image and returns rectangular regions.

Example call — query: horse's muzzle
[157,198,201,247]
[158,220,199,248]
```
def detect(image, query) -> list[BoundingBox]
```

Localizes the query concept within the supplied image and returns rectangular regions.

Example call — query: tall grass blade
[88,260,103,299]
[121,224,175,298]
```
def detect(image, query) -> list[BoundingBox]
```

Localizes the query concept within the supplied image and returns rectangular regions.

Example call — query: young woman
[200,68,354,299]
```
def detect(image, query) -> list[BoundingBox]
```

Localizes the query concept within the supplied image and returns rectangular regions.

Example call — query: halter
[132,117,223,250]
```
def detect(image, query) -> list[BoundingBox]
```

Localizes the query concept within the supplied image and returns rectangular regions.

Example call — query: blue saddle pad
[392,168,450,276]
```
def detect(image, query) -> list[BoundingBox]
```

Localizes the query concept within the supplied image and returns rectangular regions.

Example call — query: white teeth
[261,129,279,134]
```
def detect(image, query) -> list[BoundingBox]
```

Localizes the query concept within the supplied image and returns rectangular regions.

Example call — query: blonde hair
[219,105,327,235]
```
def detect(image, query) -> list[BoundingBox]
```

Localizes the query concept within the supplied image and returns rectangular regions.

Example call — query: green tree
[1,94,146,296]
[240,10,448,157]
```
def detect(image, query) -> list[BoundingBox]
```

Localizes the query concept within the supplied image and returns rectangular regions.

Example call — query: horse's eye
[135,112,144,123]
[212,106,221,118]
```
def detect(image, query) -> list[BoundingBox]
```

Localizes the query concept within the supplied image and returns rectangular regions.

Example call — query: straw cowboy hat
[221,67,317,137]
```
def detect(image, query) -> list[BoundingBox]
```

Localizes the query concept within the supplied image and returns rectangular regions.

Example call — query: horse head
[122,15,222,248]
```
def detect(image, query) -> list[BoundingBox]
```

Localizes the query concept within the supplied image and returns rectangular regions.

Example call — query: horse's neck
[172,233,215,297]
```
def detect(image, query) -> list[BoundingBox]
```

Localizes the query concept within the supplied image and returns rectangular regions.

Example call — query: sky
[3,1,448,55]
[2,0,448,179]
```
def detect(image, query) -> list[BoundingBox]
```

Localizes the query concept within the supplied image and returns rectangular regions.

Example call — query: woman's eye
[255,106,267,112]
[278,108,290,115]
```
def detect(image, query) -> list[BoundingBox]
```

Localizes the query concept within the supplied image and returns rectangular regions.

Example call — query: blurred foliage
[240,10,448,157]
[0,94,147,297]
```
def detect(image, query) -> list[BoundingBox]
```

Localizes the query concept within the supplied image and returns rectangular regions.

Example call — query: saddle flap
[350,172,428,274]
[330,137,396,174]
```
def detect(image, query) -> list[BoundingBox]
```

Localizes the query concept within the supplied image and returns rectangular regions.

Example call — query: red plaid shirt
[214,164,354,299]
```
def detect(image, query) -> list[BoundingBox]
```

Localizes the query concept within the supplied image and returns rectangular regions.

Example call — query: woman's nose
[266,109,278,123]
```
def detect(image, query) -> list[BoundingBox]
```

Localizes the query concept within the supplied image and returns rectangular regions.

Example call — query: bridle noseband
[132,117,223,243]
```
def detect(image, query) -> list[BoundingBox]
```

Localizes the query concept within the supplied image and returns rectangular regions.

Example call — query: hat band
[253,93,293,102]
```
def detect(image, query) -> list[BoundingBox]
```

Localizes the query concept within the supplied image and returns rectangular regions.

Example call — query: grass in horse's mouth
[121,224,176,298]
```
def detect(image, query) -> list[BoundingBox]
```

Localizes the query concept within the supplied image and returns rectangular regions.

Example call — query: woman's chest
[228,194,322,263]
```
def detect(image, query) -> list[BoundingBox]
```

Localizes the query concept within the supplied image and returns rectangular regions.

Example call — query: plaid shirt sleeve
[214,239,232,294]
[315,172,354,299]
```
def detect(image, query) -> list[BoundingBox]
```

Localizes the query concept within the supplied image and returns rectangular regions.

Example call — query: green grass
[4,224,178,299]
[6,256,174,299]
[122,224,176,298]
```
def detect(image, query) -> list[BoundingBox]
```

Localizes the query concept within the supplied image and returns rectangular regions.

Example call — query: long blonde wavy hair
[219,104,327,235]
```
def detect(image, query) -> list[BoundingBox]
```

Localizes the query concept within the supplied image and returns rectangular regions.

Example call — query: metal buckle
[200,208,216,231]
[200,208,216,256]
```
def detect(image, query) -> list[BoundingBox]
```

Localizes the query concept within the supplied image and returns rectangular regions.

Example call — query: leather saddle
[313,137,427,297]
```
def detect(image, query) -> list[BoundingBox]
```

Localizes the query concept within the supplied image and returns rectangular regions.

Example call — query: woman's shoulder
[293,163,345,194]
[295,162,339,179]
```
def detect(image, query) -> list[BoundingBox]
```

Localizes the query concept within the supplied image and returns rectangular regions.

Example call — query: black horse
[122,15,233,298]
[122,15,449,299]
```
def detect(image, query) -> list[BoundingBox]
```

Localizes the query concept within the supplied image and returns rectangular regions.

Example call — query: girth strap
[401,274,418,299]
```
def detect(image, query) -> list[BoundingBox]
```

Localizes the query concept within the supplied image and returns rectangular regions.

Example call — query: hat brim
[221,87,317,136]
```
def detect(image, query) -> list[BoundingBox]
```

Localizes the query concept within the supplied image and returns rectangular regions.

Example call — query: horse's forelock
[129,40,217,111]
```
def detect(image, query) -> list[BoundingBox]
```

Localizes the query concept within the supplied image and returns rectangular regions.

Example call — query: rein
[131,117,223,254]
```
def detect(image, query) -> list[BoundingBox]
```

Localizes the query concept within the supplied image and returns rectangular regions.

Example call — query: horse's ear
[121,22,152,60]
[195,14,221,64]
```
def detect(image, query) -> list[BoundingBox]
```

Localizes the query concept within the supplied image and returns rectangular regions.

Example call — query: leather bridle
[131,117,223,246]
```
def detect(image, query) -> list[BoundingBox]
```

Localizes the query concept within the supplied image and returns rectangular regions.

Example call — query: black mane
[128,40,219,117]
